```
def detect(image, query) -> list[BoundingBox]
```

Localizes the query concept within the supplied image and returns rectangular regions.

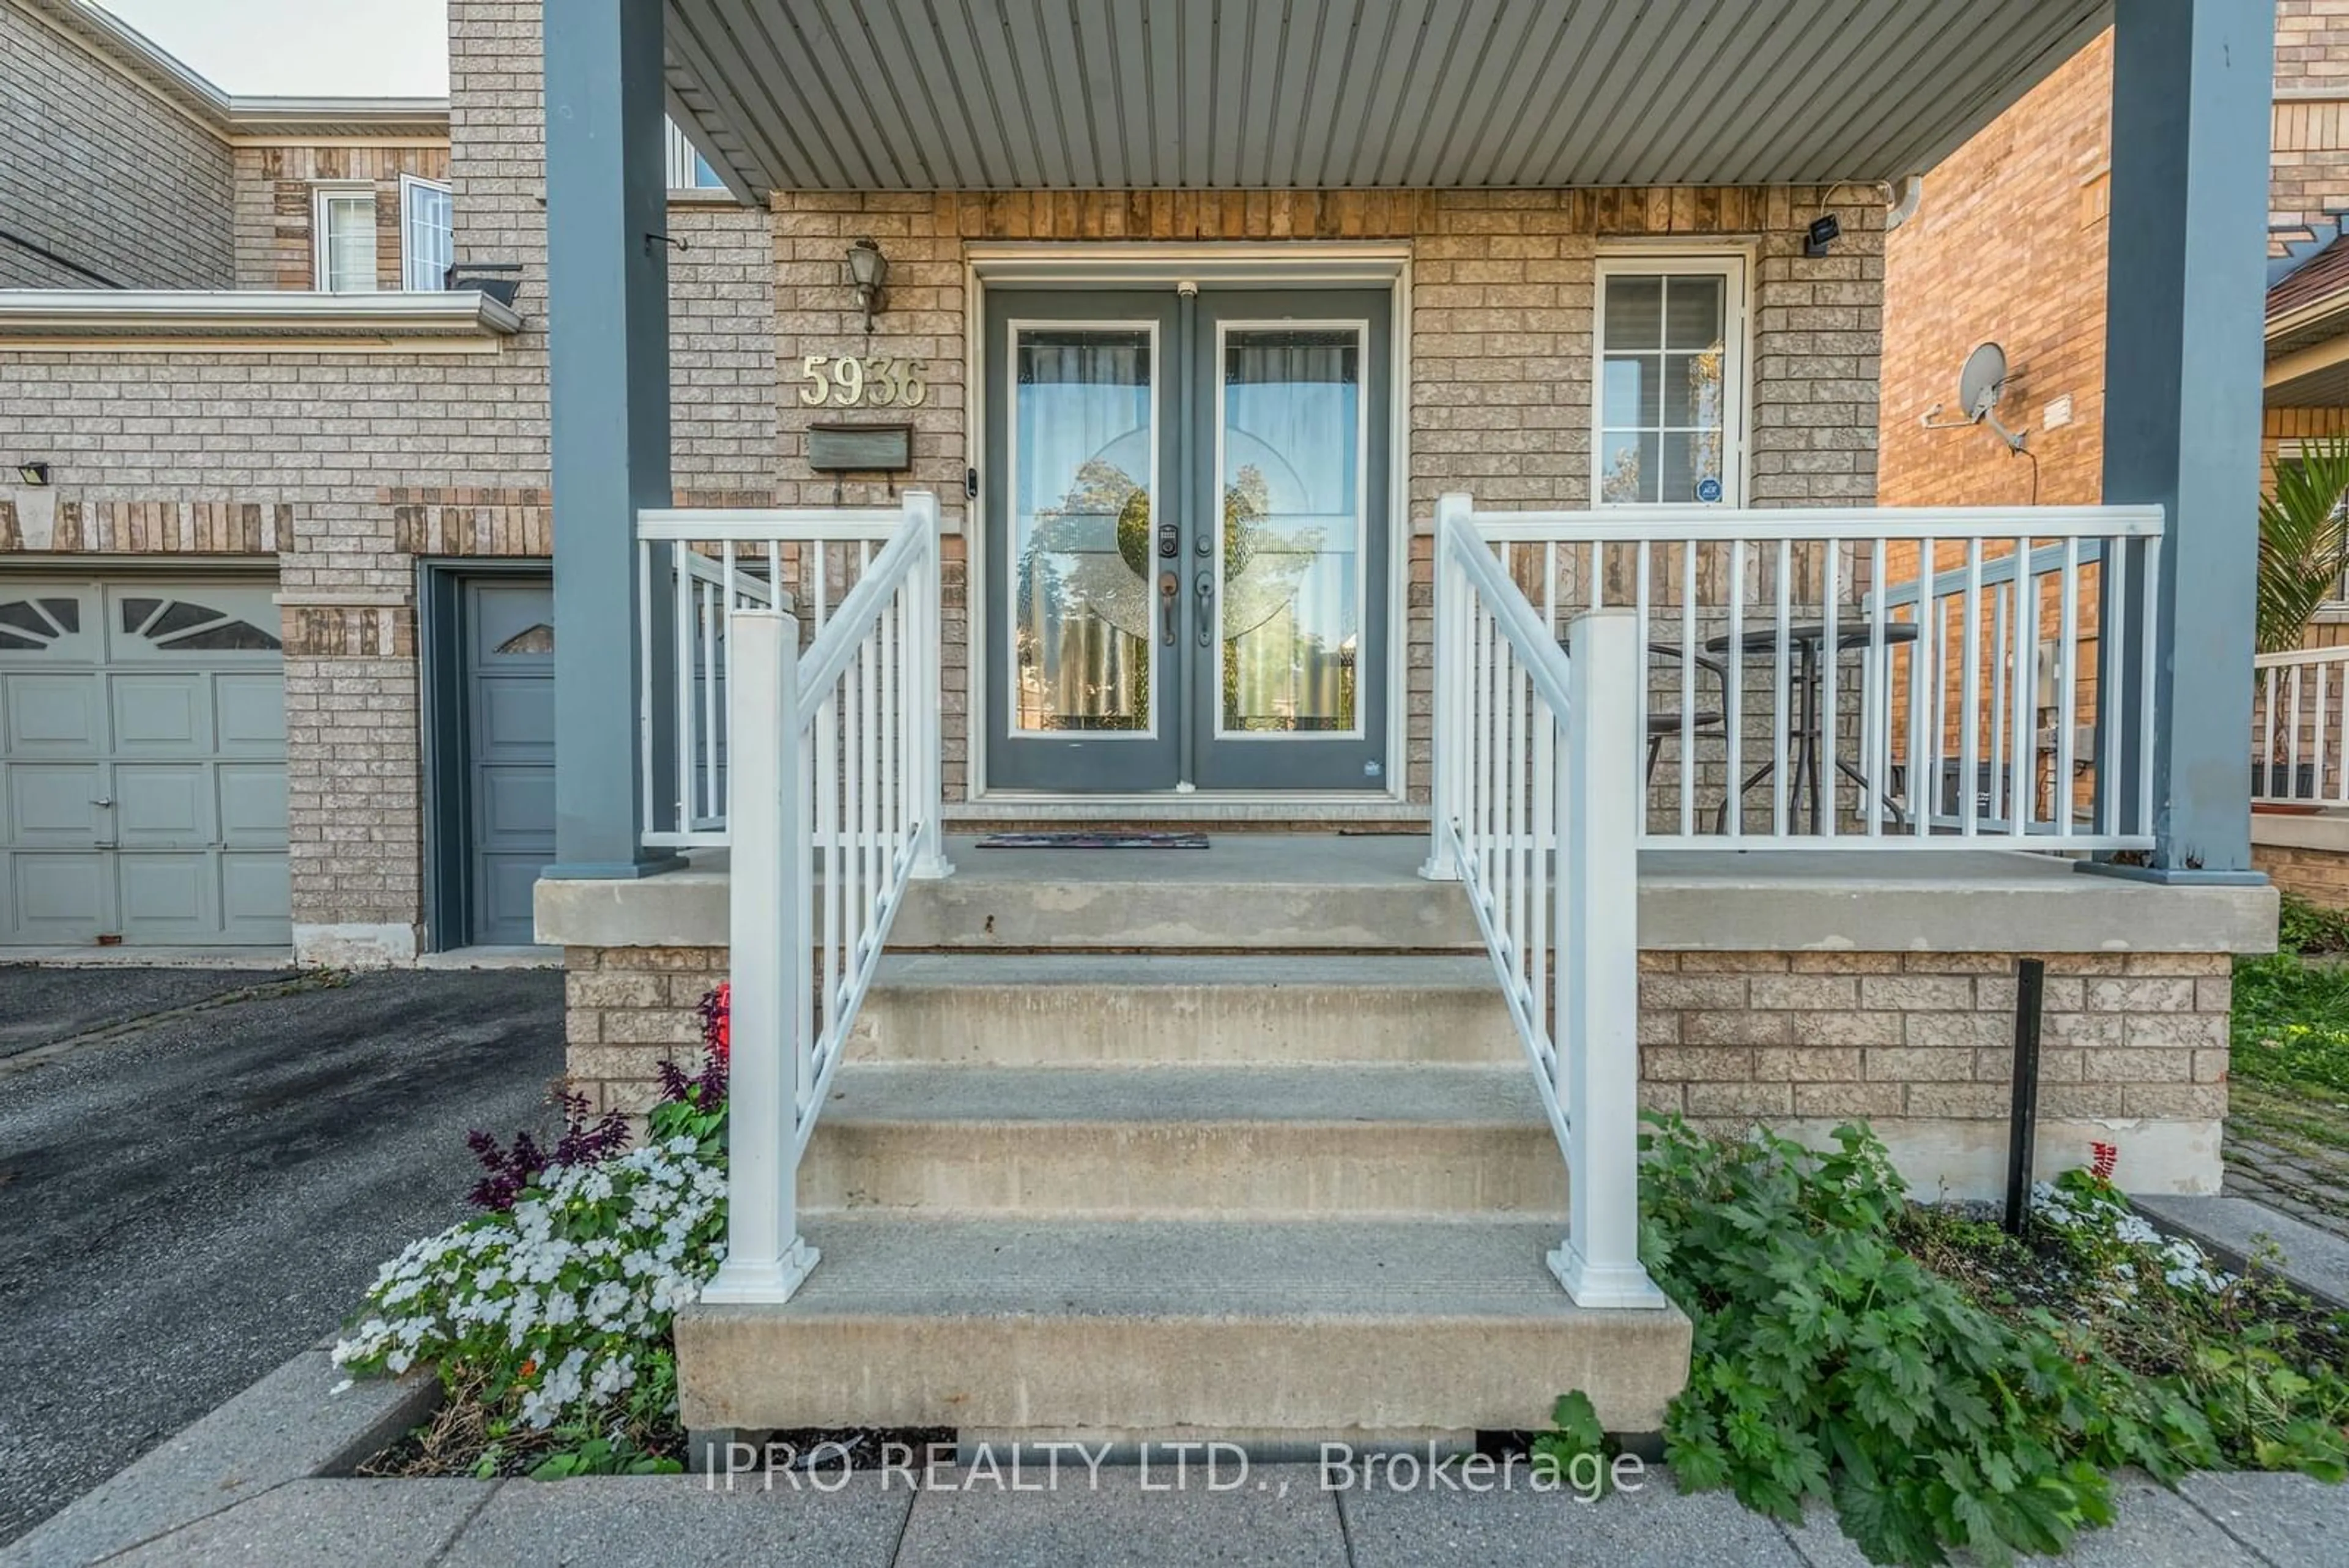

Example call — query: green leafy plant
[2277,891,2349,957]
[1638,1118,2215,1567]
[1531,1391,1614,1495]
[2258,434,2349,656]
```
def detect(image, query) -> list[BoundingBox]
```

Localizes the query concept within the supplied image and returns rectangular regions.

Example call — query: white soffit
[661,0,2111,198]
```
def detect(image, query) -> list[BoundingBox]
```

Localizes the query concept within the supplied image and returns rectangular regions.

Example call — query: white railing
[700,497,953,1306]
[2254,645,2349,807]
[1423,505,1666,1312]
[635,497,923,847]
[1449,496,2164,850]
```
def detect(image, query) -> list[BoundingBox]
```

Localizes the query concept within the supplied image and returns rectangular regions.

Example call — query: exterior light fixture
[1805,214,1841,258]
[847,238,888,332]
[15,462,50,486]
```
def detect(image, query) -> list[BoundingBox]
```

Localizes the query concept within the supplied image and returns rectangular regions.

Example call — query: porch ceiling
[660,0,2110,199]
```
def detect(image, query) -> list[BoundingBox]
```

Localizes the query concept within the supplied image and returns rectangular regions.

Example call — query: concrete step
[801,1063,1564,1219]
[892,833,1479,951]
[852,953,1520,1066]
[677,1217,1693,1440]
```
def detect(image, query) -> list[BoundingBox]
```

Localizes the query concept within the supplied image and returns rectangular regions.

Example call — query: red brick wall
[1880,34,2112,511]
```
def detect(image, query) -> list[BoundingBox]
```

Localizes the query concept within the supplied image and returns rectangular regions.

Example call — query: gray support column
[2096,0,2271,882]
[541,0,681,880]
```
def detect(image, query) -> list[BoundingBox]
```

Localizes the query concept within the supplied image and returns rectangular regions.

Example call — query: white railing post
[1549,608,1668,1311]
[702,609,819,1305]
[1420,492,1472,881]
[902,491,956,880]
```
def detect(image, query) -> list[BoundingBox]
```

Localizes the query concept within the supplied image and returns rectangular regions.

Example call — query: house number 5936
[798,354,927,409]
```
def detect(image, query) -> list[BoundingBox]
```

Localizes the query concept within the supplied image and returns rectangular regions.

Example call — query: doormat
[974,831,1210,850]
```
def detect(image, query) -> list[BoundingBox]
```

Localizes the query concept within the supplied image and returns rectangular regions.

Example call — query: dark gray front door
[461,580,553,945]
[984,286,1390,794]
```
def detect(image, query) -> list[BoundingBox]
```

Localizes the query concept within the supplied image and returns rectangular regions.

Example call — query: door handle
[90,797,114,808]
[1159,571,1179,646]
[1195,571,1215,648]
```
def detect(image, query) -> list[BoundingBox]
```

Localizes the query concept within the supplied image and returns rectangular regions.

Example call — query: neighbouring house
[0,0,749,959]
[1881,4,2349,905]
[3,0,2279,1452]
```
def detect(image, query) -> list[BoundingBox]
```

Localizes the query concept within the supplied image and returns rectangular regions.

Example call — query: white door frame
[962,242,1414,811]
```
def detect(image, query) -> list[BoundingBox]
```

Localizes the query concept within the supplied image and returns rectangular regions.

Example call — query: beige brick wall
[2254,841,2349,905]
[0,0,234,289]
[769,184,1885,800]
[1638,951,2230,1128]
[563,943,2232,1144]
[563,945,729,1112]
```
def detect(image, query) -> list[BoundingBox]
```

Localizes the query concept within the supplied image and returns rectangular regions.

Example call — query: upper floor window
[313,186,377,293]
[401,176,453,292]
[1594,255,1746,507]
[666,121,725,190]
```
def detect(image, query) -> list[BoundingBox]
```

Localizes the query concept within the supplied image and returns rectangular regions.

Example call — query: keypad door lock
[1156,522,1179,560]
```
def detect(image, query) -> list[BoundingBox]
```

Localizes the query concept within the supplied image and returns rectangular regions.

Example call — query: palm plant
[2257,434,2349,655]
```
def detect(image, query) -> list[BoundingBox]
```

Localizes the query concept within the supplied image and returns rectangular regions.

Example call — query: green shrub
[1638,1119,2217,1567]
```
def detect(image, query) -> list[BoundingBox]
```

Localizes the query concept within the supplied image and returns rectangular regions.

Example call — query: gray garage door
[0,580,289,946]
[462,580,554,946]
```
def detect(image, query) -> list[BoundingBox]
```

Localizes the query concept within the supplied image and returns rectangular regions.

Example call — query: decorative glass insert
[1600,272,1729,505]
[494,623,554,655]
[121,597,281,652]
[1010,326,1154,734]
[0,597,77,651]
[1218,327,1362,736]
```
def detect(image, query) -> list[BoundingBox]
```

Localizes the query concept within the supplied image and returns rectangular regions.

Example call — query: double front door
[984,287,1391,793]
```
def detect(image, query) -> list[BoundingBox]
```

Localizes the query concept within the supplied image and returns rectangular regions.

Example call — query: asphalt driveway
[0,966,566,1547]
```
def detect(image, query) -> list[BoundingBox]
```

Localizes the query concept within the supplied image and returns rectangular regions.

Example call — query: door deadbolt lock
[1157,522,1178,560]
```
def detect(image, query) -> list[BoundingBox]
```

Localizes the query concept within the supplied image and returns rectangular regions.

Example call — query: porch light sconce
[1804,213,1841,258]
[847,237,888,332]
[14,462,50,486]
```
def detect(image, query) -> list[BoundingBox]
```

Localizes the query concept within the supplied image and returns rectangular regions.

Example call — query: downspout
[1885,174,1925,231]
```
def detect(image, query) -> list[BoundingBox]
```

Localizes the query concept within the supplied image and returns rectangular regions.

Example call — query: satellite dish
[1920,341,2027,453]
[1958,342,2009,423]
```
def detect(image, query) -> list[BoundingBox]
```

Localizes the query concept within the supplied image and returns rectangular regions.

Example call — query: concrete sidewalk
[6,1349,2342,1568]
[9,1457,2342,1567]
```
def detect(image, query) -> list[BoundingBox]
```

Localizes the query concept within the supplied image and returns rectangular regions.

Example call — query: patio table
[1703,620,1920,834]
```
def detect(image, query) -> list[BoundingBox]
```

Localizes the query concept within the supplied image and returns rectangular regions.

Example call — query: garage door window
[121,598,282,653]
[0,598,80,650]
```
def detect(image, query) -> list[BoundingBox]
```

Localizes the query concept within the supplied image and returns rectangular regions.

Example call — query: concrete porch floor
[538,836,2278,956]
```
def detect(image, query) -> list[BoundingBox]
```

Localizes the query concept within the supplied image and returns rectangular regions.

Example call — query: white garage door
[0,580,289,946]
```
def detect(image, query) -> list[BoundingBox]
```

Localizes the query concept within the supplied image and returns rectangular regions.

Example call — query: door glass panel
[1011,327,1155,734]
[1219,327,1362,737]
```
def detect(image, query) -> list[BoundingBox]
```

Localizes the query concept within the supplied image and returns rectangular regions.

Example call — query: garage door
[0,580,289,946]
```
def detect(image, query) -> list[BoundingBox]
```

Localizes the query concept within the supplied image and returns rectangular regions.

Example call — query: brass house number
[797,354,927,408]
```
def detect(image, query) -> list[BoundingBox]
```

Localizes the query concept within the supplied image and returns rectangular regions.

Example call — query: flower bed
[341,994,730,1478]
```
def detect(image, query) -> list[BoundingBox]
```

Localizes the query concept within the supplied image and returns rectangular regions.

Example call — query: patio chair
[1558,630,1730,784]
